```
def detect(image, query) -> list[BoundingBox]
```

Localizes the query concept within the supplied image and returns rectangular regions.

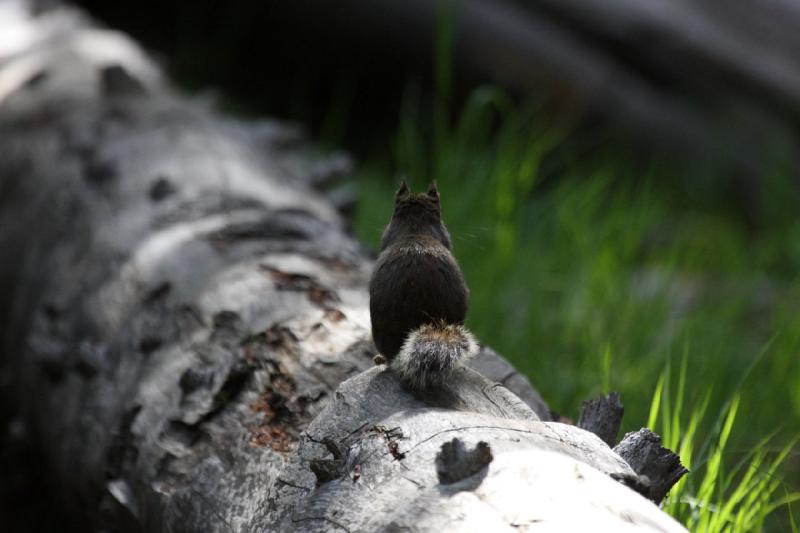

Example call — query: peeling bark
[0,2,686,531]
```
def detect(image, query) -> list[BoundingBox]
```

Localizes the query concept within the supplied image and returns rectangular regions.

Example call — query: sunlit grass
[652,361,800,532]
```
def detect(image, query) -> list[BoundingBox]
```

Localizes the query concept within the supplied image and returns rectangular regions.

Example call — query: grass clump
[652,358,800,532]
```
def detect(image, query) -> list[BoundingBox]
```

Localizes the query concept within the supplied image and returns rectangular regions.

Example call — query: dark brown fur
[369,181,469,361]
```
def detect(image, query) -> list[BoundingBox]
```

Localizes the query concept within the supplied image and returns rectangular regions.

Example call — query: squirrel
[369,180,479,389]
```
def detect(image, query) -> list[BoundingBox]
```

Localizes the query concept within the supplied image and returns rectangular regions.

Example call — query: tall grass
[652,358,800,531]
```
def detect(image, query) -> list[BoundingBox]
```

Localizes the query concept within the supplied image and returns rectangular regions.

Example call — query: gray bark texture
[0,2,686,531]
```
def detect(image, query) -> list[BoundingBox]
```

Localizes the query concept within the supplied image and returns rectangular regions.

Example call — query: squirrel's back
[369,235,469,359]
[368,181,478,389]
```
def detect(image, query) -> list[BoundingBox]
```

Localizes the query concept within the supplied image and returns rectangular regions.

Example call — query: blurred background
[5,0,800,530]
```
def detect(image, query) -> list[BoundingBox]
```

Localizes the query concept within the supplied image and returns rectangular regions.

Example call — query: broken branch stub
[436,438,494,485]
[578,391,625,447]
[614,428,690,504]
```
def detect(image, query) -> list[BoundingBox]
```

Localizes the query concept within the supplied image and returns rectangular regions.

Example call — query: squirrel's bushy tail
[391,322,479,389]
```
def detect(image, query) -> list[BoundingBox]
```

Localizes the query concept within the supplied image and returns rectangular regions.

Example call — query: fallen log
[0,2,686,531]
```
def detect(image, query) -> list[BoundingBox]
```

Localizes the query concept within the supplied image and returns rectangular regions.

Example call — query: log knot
[100,64,146,97]
[309,437,347,487]
[436,438,493,485]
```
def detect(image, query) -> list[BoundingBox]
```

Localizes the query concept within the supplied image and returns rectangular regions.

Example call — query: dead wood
[578,391,624,447]
[0,2,686,531]
[614,428,690,504]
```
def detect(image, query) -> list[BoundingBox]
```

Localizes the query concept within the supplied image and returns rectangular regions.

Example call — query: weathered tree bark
[0,2,686,531]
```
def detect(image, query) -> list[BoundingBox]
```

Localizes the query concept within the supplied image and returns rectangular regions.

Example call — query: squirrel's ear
[426,181,439,201]
[396,180,410,200]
